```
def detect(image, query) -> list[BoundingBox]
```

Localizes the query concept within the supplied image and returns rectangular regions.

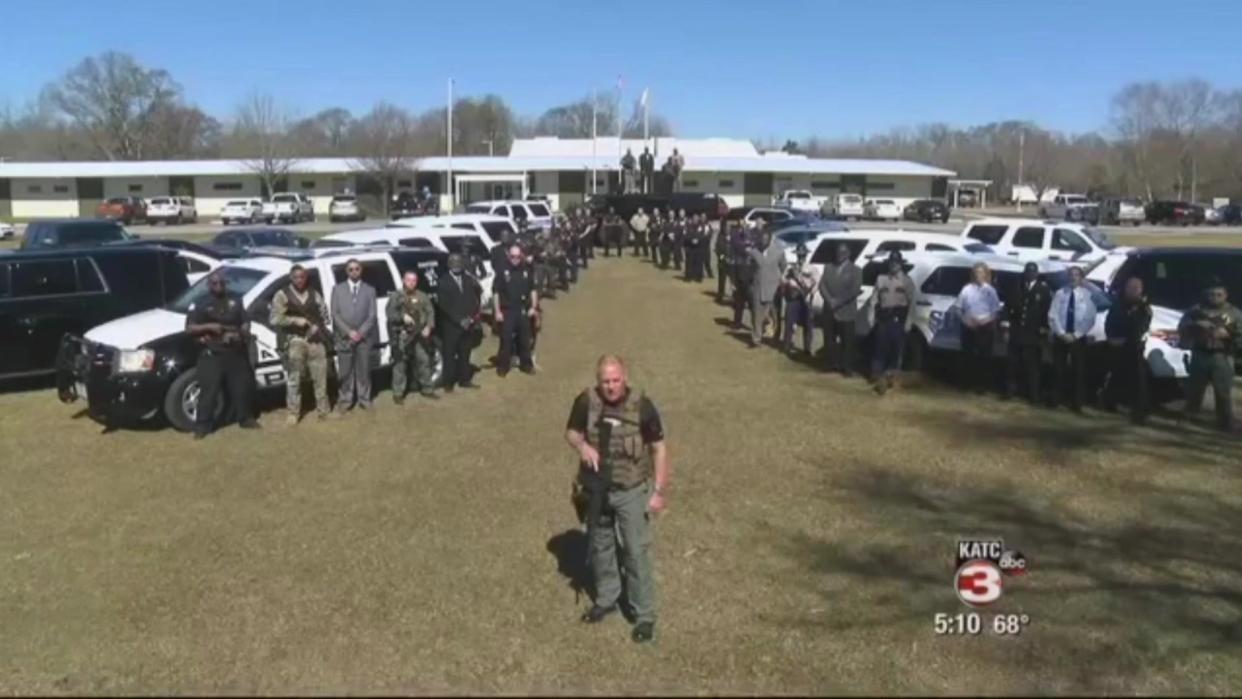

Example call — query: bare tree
[534,93,618,138]
[347,103,416,214]
[231,92,298,197]
[42,51,181,160]
[290,107,354,156]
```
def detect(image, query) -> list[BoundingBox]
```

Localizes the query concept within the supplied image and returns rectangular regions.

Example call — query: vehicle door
[178,251,218,285]
[244,270,326,388]
[1007,226,1046,263]
[324,255,399,366]
[917,264,972,350]
[1050,227,1095,262]
[3,256,103,375]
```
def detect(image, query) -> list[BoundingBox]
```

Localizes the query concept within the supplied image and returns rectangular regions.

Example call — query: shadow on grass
[547,529,592,600]
[770,463,1242,692]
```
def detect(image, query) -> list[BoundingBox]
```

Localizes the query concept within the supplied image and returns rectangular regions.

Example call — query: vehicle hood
[85,308,186,350]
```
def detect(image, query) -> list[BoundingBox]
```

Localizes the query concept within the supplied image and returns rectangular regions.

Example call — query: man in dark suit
[435,252,483,392]
[1003,262,1052,404]
[331,258,378,412]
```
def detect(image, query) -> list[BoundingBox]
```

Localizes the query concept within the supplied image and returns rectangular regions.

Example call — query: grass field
[2,243,1242,694]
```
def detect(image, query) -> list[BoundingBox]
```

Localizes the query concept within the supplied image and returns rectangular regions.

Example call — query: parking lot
[2,234,1241,693]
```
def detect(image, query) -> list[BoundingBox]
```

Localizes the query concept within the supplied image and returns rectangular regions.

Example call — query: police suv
[56,245,448,431]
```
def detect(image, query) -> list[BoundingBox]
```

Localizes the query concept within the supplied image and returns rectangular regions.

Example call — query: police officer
[603,207,624,258]
[565,355,669,644]
[436,253,484,393]
[683,215,705,282]
[493,244,539,376]
[629,207,650,258]
[867,251,917,395]
[654,209,670,269]
[271,264,331,425]
[730,224,756,329]
[702,214,715,281]
[670,209,686,271]
[386,270,438,404]
[781,243,818,355]
[1101,277,1151,423]
[1179,277,1242,431]
[186,271,259,439]
[1002,262,1051,404]
[715,220,734,303]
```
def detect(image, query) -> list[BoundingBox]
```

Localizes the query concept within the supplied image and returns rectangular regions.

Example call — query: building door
[743,172,773,207]
[169,176,196,198]
[558,171,586,209]
[76,178,104,218]
[840,174,866,195]
[0,178,11,220]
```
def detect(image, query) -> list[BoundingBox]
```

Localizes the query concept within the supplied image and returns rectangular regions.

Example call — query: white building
[0,138,956,220]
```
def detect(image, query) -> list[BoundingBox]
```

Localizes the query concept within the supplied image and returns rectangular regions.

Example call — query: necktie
[1065,290,1075,335]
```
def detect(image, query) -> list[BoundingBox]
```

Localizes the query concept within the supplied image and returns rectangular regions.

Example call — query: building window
[53,185,69,194]
[212,182,243,191]
[868,182,895,190]
[683,180,699,188]
[397,179,413,188]
[718,179,735,188]
[301,180,316,189]
[811,180,839,189]
[128,184,143,193]
[27,185,43,194]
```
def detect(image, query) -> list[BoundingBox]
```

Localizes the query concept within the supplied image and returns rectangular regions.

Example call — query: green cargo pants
[284,337,329,416]
[590,481,656,624]
[392,337,434,399]
[1185,351,1235,429]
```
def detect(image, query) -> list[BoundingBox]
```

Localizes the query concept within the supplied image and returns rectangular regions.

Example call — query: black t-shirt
[493,265,534,310]
[566,389,665,443]
[186,292,247,353]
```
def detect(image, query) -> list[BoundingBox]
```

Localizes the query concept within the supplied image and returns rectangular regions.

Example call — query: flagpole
[591,93,597,195]
[644,89,650,143]
[447,78,454,212]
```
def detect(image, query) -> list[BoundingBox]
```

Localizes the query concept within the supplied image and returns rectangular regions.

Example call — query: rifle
[581,418,617,566]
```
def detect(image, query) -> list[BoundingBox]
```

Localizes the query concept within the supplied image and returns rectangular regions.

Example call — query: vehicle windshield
[1064,196,1090,205]
[166,266,268,313]
[963,242,994,254]
[106,197,128,205]
[786,191,810,199]
[465,204,491,214]
[59,221,134,245]
[1081,226,1116,250]
[333,195,356,202]
[150,197,172,205]
[273,194,296,203]
[528,203,550,217]
[226,200,249,207]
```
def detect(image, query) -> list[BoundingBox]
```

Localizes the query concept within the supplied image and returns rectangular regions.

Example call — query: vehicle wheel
[1038,208,1047,218]
[163,368,223,433]
[1132,220,1141,227]
[903,332,927,373]
[174,214,183,225]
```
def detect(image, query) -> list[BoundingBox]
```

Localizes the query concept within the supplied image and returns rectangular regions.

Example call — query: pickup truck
[772,189,823,214]
[263,192,315,224]
[1040,193,1100,224]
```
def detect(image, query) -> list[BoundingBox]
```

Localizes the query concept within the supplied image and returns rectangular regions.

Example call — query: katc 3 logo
[954,539,1027,608]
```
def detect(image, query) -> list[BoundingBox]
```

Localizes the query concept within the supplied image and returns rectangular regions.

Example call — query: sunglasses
[347,267,361,272]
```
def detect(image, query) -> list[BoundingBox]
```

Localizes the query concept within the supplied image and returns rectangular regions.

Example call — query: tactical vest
[585,387,653,489]
[278,286,325,349]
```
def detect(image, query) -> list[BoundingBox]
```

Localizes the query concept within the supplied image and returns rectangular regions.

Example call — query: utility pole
[482,140,493,157]
[591,93,598,195]
[452,77,462,212]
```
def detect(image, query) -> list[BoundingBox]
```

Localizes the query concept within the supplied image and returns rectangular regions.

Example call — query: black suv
[1145,201,1204,226]
[0,245,189,381]
[18,219,137,250]
[902,199,950,223]
[209,227,309,252]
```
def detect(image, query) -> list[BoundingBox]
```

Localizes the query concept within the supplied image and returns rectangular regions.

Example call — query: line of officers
[183,225,593,438]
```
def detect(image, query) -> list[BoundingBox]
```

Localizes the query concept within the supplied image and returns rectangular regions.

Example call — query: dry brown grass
[1,249,1241,695]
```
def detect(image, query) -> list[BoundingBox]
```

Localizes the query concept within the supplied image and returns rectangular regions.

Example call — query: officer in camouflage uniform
[270,264,332,425]
[386,270,438,404]
[565,355,670,644]
[1179,277,1242,431]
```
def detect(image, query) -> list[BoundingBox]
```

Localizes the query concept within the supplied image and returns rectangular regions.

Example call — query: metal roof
[0,155,954,179]
[509,136,759,159]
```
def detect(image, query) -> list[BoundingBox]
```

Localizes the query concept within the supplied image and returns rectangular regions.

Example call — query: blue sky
[2,0,1240,141]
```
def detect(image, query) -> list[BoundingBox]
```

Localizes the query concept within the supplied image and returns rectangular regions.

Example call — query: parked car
[18,219,136,250]
[583,192,729,221]
[391,191,439,219]
[961,218,1126,265]
[902,199,950,224]
[56,245,448,431]
[1086,247,1242,385]
[146,196,198,225]
[219,198,265,225]
[822,193,865,221]
[806,229,994,288]
[863,199,903,222]
[263,192,315,224]
[328,194,365,223]
[1099,198,1145,226]
[465,199,554,231]
[0,222,15,240]
[387,213,517,249]
[1200,204,1222,226]
[115,238,229,285]
[1,245,189,381]
[209,227,309,253]
[1145,200,1204,226]
[1218,204,1242,226]
[1039,193,1100,224]
[772,189,822,214]
[95,196,148,224]
[725,206,800,228]
[769,221,849,264]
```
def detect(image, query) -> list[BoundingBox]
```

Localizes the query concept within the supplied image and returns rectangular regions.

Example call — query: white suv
[961,218,1127,265]
[772,189,821,214]
[1040,193,1100,223]
[465,200,552,231]
[147,196,198,225]
[822,193,865,221]
[328,194,365,223]
[863,199,902,222]
[220,198,264,225]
